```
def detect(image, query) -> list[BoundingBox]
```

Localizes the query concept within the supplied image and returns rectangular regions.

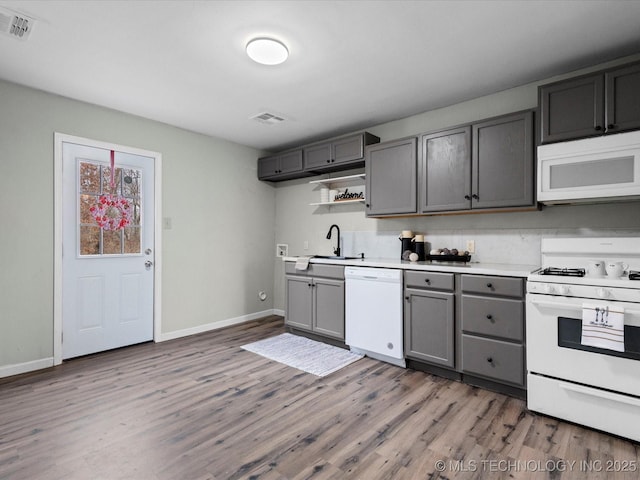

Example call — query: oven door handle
[559,383,640,408]
[528,297,640,316]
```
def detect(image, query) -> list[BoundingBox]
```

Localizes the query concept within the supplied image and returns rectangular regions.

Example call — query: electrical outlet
[466,240,475,254]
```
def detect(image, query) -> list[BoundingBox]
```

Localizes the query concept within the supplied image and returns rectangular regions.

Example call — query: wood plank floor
[1,316,638,480]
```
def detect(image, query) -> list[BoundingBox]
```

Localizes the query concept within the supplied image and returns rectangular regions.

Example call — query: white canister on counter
[320,187,330,203]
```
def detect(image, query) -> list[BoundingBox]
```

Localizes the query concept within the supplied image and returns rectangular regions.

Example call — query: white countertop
[283,256,538,278]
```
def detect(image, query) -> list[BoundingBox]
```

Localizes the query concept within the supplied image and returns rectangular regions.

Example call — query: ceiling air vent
[250,112,285,125]
[0,7,35,40]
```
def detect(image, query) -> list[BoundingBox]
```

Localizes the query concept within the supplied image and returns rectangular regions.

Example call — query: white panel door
[62,140,154,359]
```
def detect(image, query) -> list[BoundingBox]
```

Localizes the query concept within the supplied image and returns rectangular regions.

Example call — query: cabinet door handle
[487,357,494,364]
[486,314,494,321]
[464,195,471,200]
[472,194,479,200]
[594,125,603,131]
[405,296,410,301]
[424,279,430,284]
[326,159,331,163]
[365,203,370,208]
[486,283,493,288]
[607,124,616,130]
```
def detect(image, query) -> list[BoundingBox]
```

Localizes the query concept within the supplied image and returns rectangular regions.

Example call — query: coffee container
[399,230,414,259]
[413,234,426,261]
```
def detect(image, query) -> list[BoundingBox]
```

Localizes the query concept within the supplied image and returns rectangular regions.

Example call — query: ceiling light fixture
[246,37,289,65]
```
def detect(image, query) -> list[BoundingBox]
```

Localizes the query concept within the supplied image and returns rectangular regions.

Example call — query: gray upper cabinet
[421,126,471,213]
[539,73,603,144]
[258,149,310,181]
[258,132,379,182]
[303,132,380,174]
[472,111,534,209]
[540,61,640,144]
[303,142,332,170]
[365,137,417,216]
[605,62,640,134]
[419,111,534,214]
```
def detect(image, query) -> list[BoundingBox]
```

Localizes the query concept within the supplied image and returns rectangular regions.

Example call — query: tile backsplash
[341,229,640,266]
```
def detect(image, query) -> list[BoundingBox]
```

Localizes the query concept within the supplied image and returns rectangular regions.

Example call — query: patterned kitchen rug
[241,333,364,377]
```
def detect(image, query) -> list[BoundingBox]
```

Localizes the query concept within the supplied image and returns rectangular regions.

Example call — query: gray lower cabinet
[404,271,455,367]
[460,274,525,387]
[285,275,313,330]
[313,277,345,338]
[285,263,345,340]
[365,137,417,216]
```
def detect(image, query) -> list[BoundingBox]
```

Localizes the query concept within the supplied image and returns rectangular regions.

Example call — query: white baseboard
[0,357,54,379]
[157,309,283,342]
[0,310,285,378]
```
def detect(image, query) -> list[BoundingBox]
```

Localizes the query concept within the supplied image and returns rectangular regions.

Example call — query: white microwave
[537,130,640,204]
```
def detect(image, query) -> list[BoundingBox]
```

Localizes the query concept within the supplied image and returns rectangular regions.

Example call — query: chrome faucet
[326,224,341,257]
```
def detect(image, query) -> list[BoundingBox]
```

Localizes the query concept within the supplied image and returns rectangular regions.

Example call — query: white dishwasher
[345,267,405,368]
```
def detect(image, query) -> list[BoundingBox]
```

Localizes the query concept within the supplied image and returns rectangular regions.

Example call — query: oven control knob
[559,285,570,295]
[543,284,555,294]
[596,288,610,298]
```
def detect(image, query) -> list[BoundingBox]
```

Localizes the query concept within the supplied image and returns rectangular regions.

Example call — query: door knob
[145,248,152,255]
[145,260,153,268]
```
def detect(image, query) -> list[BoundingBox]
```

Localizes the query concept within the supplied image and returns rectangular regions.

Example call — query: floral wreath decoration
[90,194,131,231]
[89,150,131,231]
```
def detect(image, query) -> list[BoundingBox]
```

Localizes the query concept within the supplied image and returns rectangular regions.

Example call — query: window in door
[78,159,142,256]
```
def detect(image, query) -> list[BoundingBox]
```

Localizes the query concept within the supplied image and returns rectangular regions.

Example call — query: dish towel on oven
[581,303,625,352]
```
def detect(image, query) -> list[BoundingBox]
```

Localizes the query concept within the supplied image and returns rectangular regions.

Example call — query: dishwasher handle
[345,267,403,282]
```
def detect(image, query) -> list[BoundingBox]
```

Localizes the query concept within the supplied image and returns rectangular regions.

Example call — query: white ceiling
[1,1,640,151]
